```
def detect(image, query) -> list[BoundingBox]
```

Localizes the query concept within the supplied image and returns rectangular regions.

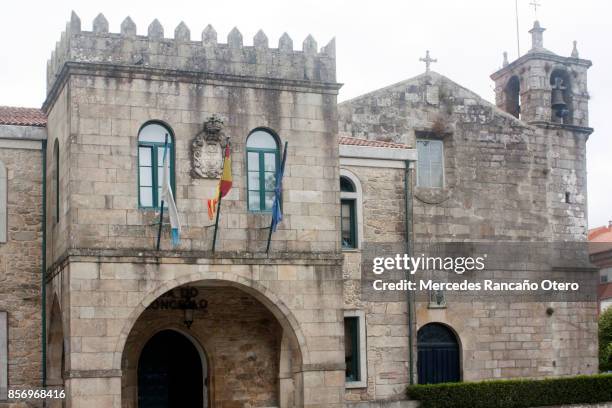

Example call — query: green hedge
[407,374,612,408]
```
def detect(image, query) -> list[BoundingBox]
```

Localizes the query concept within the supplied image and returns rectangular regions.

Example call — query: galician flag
[207,142,233,220]
[161,137,181,246]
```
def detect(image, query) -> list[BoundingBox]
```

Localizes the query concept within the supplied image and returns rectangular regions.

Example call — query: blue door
[417,323,460,384]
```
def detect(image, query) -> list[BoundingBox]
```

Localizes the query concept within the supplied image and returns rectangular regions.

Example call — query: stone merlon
[46,12,337,95]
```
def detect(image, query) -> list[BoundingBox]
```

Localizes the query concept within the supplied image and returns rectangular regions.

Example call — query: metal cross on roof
[530,0,541,18]
[420,50,437,73]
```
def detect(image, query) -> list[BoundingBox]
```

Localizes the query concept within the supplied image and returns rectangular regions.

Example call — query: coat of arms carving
[191,115,225,179]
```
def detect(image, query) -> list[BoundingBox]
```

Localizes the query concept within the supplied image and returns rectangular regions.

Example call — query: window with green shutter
[340,176,358,249]
[246,129,279,212]
[137,122,175,209]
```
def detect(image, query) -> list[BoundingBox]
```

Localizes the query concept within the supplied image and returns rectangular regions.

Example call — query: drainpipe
[41,139,47,388]
[404,160,415,385]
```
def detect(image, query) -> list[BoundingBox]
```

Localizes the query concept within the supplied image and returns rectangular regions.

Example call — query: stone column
[64,373,121,408]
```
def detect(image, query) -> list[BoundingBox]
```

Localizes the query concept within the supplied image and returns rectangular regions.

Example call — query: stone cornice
[491,52,592,81]
[529,121,594,136]
[42,61,343,113]
[0,124,47,141]
[45,248,343,281]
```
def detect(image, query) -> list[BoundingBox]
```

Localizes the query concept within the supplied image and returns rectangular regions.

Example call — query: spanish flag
[207,142,232,220]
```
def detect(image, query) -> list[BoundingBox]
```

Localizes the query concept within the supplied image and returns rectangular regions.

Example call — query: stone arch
[114,271,309,369]
[47,295,64,385]
[504,75,521,119]
[117,272,307,407]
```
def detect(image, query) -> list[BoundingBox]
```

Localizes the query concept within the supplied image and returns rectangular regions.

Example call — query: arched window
[246,129,279,212]
[504,75,521,119]
[138,122,175,209]
[340,171,363,250]
[53,140,60,223]
[0,160,6,243]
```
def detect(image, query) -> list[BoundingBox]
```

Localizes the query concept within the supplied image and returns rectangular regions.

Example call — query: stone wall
[44,59,341,264]
[45,85,70,264]
[416,300,597,380]
[338,71,588,243]
[0,136,44,402]
[46,255,346,407]
[338,70,597,390]
[341,164,411,402]
[42,13,342,265]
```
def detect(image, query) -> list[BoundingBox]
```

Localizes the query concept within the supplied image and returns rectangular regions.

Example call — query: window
[340,176,357,250]
[0,161,6,243]
[341,200,356,249]
[53,140,59,223]
[344,310,366,388]
[0,311,6,400]
[602,268,612,284]
[340,173,361,250]
[417,139,444,188]
[504,75,521,119]
[138,122,175,209]
[246,129,279,212]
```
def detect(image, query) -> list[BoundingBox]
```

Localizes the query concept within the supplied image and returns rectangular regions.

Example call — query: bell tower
[491,20,593,241]
[491,20,592,128]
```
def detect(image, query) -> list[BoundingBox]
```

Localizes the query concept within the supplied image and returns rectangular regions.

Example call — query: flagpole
[211,192,223,253]
[156,134,169,251]
[265,211,274,255]
[211,138,229,253]
[266,141,288,255]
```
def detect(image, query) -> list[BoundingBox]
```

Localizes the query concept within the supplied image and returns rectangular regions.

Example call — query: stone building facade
[0,107,46,405]
[0,12,599,408]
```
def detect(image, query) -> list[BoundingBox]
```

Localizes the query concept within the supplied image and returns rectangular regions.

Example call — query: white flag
[161,142,181,246]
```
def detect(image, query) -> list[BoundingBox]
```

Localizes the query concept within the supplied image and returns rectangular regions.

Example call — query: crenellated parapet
[46,11,337,94]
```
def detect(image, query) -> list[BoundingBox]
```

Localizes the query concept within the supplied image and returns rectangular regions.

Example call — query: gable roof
[338,70,527,127]
[0,106,47,127]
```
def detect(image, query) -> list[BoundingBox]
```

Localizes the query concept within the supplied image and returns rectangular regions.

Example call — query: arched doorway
[417,323,461,384]
[120,280,304,408]
[138,330,207,408]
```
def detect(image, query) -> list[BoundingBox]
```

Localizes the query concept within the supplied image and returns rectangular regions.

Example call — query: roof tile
[0,106,47,127]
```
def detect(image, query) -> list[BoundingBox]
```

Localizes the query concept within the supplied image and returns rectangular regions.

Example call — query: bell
[551,88,566,110]
[551,77,568,118]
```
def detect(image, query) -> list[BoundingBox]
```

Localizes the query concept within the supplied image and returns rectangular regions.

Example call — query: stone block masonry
[0,136,44,406]
[47,12,336,95]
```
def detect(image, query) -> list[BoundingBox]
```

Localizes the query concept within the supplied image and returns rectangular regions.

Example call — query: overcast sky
[0,0,609,228]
